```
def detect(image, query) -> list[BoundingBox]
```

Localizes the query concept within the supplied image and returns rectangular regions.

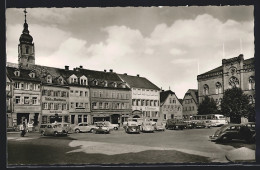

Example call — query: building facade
[182,89,199,120]
[197,54,255,107]
[6,67,42,126]
[118,74,160,122]
[160,90,183,120]
[6,75,13,127]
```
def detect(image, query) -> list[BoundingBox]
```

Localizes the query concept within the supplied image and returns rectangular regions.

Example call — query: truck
[165,119,187,130]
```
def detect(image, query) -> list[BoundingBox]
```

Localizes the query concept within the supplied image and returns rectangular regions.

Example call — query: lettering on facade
[45,97,66,102]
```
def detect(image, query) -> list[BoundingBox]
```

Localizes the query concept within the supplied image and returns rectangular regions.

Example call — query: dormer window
[93,80,98,86]
[114,82,117,88]
[29,72,35,78]
[80,76,88,85]
[104,81,108,87]
[14,70,20,77]
[25,46,29,54]
[58,77,64,85]
[47,75,52,83]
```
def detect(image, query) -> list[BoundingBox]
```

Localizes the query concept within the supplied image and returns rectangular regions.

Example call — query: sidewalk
[225,147,255,162]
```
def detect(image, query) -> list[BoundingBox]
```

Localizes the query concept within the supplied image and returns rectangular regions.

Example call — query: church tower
[18,9,35,68]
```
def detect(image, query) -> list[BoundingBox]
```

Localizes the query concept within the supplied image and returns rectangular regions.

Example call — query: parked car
[40,124,67,136]
[184,121,196,129]
[153,121,165,131]
[73,123,97,133]
[209,123,255,143]
[92,124,110,134]
[140,121,154,132]
[102,121,119,130]
[125,121,140,134]
[39,124,48,134]
[194,121,207,128]
[165,119,186,130]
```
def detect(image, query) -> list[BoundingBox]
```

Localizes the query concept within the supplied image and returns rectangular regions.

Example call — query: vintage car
[92,124,110,134]
[153,121,166,131]
[102,121,119,130]
[40,124,67,136]
[209,123,255,143]
[73,123,97,133]
[125,121,140,134]
[165,119,186,130]
[184,121,196,129]
[194,121,207,128]
[140,121,154,132]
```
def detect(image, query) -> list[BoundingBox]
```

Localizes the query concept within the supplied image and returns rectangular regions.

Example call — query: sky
[6,6,254,99]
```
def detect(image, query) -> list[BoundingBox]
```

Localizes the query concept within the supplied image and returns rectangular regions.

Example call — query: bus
[190,114,228,127]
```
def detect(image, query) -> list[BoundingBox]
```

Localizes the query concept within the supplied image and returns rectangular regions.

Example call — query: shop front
[41,110,69,124]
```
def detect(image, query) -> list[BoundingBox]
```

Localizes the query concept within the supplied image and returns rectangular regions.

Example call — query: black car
[209,123,255,143]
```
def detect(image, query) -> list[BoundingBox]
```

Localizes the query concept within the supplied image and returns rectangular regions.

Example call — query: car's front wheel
[75,129,80,133]
[114,127,118,130]
[54,131,58,137]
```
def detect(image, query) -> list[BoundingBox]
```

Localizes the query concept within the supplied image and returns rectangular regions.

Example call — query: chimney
[109,69,113,73]
[124,73,127,75]
[65,65,69,70]
[79,65,83,69]
[137,74,140,77]
[104,69,107,72]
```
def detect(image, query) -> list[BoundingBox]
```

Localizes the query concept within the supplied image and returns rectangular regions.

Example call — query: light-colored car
[92,124,110,134]
[95,121,119,130]
[40,124,67,136]
[56,123,72,133]
[153,121,166,131]
[73,123,97,133]
[125,121,140,134]
[140,121,154,132]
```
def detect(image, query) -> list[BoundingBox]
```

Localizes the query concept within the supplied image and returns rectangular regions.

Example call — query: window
[229,76,239,88]
[58,104,62,110]
[14,82,20,89]
[70,90,73,94]
[32,97,37,104]
[85,91,88,97]
[164,114,166,120]
[47,75,52,83]
[14,70,20,76]
[215,82,222,94]
[104,81,108,87]
[71,102,74,108]
[203,84,209,95]
[99,91,102,97]
[24,83,30,90]
[99,102,103,109]
[33,84,39,91]
[78,115,82,123]
[43,103,48,109]
[24,96,29,104]
[15,96,21,104]
[171,114,174,119]
[80,91,83,97]
[25,46,29,54]
[114,82,117,87]
[249,95,254,104]
[92,102,97,109]
[249,76,255,90]
[50,103,54,110]
[83,115,87,122]
[105,103,109,109]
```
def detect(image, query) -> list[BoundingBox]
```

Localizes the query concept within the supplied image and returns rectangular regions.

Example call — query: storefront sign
[45,97,66,102]
[145,107,159,111]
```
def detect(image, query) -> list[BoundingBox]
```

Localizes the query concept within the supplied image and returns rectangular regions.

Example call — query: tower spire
[24,8,27,23]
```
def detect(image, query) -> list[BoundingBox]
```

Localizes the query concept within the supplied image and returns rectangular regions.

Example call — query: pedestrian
[20,122,26,137]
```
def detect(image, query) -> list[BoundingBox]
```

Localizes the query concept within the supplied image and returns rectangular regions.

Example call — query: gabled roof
[198,66,223,77]
[118,74,160,90]
[6,66,41,82]
[184,89,199,104]
[244,58,254,65]
[160,90,183,106]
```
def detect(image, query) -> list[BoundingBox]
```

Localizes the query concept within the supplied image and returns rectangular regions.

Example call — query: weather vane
[24,8,27,23]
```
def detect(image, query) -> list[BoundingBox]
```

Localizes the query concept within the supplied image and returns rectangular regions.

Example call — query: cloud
[6,11,254,98]
[169,48,187,55]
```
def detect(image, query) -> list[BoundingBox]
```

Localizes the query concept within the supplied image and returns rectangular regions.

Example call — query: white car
[73,123,97,133]
[96,121,119,130]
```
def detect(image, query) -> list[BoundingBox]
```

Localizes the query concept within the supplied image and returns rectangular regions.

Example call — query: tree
[198,96,219,115]
[221,87,253,124]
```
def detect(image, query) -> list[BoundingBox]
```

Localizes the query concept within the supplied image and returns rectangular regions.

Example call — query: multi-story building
[6,66,42,126]
[160,90,183,120]
[118,74,160,122]
[197,54,255,106]
[60,66,91,125]
[78,68,132,125]
[6,75,13,127]
[182,89,199,120]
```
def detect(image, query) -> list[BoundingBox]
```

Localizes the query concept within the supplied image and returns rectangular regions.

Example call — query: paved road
[7,127,255,165]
